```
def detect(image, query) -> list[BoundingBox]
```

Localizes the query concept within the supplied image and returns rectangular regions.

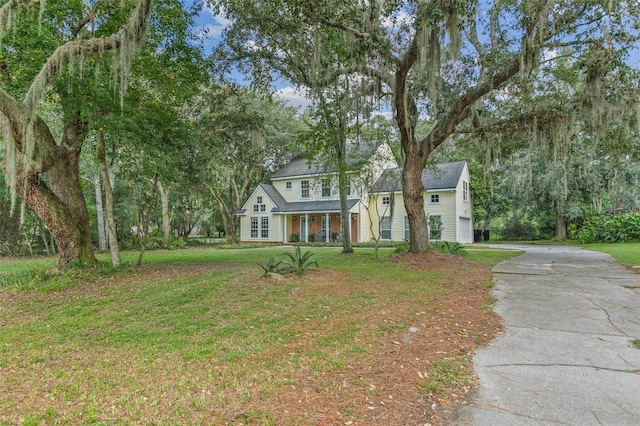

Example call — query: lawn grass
[581,242,640,268]
[0,246,518,424]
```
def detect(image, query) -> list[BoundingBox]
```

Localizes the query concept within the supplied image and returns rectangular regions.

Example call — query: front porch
[284,212,359,243]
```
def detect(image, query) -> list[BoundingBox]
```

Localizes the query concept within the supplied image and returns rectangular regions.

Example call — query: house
[368,162,473,244]
[237,143,473,244]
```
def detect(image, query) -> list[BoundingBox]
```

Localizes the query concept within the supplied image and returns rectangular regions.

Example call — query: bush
[577,213,640,243]
[432,241,465,255]
[279,246,318,275]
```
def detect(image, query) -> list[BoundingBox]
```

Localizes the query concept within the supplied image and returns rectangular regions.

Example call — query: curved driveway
[459,244,640,425]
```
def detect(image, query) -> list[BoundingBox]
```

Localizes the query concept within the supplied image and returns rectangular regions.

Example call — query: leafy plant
[433,241,465,255]
[577,213,640,243]
[279,245,318,275]
[258,257,284,278]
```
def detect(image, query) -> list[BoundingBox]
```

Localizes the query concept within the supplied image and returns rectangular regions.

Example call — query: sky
[195,3,313,112]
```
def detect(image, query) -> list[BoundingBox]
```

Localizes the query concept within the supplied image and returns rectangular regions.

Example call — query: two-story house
[237,143,473,244]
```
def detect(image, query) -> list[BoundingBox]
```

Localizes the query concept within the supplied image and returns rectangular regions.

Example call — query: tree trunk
[337,142,353,254]
[97,129,120,267]
[93,173,107,252]
[402,155,430,252]
[157,179,171,246]
[7,150,97,268]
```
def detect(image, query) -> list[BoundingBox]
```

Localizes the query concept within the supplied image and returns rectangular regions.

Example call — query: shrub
[577,213,640,243]
[432,241,465,255]
[279,245,318,275]
[258,257,284,278]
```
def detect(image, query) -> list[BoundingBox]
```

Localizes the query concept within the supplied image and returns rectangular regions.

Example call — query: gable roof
[271,142,384,179]
[371,161,467,193]
[239,183,359,215]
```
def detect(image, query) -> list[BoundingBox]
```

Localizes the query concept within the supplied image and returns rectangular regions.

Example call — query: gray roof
[244,183,359,214]
[271,142,381,179]
[371,161,466,193]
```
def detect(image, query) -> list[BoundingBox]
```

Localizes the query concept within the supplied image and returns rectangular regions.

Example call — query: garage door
[459,217,472,243]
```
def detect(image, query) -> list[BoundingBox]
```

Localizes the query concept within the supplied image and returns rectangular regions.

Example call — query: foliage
[577,213,640,243]
[394,240,410,253]
[257,257,284,278]
[432,242,465,256]
[279,246,318,275]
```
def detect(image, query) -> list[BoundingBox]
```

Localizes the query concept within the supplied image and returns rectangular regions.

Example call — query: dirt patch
[259,251,501,425]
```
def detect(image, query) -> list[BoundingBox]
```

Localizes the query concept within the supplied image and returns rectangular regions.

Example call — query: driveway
[458,244,640,425]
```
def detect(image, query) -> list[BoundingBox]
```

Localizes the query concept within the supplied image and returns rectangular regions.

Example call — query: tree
[216,0,640,252]
[0,0,153,267]
[197,84,304,243]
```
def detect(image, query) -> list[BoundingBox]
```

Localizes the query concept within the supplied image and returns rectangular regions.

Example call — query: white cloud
[274,86,313,112]
[198,4,232,39]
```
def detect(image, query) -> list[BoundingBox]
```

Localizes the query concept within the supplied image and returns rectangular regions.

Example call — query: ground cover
[0,246,519,425]
[583,242,640,269]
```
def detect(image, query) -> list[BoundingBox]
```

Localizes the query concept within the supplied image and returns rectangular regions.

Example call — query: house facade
[238,144,473,244]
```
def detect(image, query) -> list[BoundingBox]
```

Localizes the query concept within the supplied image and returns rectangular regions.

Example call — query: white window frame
[463,180,469,202]
[429,214,443,241]
[382,196,391,205]
[285,181,292,190]
[301,180,310,198]
[250,216,269,239]
[430,194,440,204]
[380,216,392,240]
[345,176,351,196]
[321,177,331,197]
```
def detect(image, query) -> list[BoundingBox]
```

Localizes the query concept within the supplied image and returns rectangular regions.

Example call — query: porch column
[305,213,309,242]
[283,215,287,243]
[325,213,330,242]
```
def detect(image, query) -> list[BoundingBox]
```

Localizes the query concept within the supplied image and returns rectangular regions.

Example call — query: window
[321,177,331,197]
[429,215,443,241]
[250,216,269,239]
[463,181,469,202]
[250,217,259,238]
[301,180,310,198]
[254,196,265,212]
[403,216,410,240]
[430,194,440,204]
[285,181,292,190]
[382,196,390,205]
[380,216,392,240]
[345,176,351,196]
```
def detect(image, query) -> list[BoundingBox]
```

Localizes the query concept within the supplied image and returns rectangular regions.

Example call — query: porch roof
[272,199,359,214]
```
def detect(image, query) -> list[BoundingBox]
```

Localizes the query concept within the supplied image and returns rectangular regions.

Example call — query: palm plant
[280,246,318,275]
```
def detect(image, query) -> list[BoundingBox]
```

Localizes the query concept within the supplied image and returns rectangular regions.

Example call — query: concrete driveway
[458,244,640,425]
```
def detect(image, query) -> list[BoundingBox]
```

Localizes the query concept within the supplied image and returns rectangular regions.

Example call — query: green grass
[632,339,640,349]
[581,242,640,268]
[0,246,519,424]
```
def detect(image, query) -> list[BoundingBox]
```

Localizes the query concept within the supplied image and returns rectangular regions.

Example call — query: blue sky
[194,2,313,111]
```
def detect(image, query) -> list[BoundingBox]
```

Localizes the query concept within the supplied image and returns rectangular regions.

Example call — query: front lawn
[0,246,518,425]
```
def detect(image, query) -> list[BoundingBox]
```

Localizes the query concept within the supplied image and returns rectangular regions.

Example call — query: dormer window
[285,181,292,190]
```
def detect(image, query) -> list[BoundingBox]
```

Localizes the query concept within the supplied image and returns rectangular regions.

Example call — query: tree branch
[23,0,153,112]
